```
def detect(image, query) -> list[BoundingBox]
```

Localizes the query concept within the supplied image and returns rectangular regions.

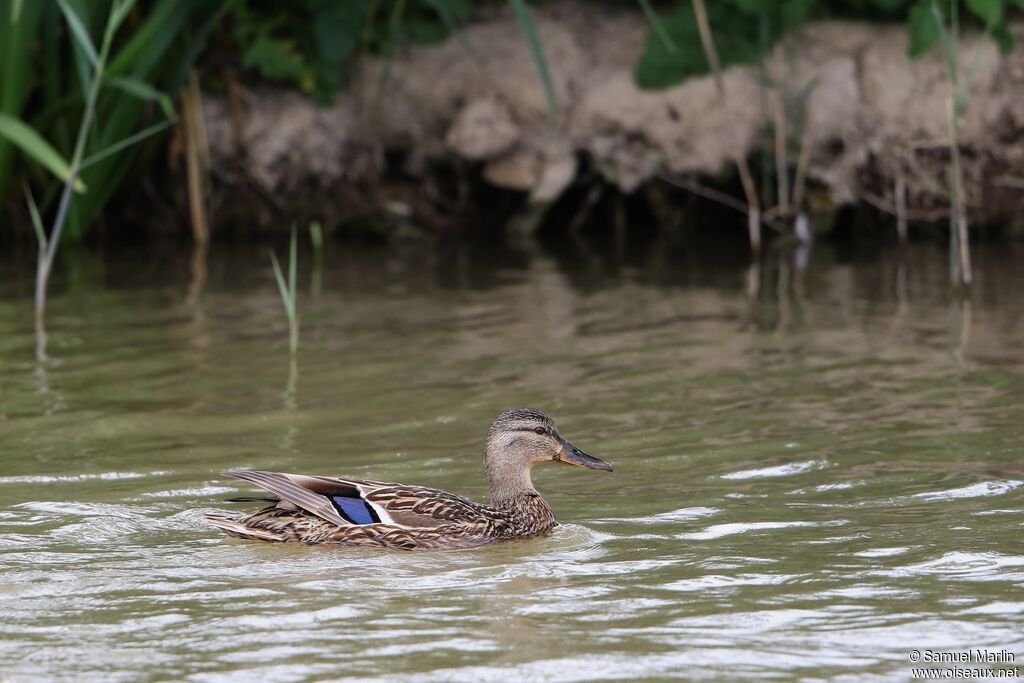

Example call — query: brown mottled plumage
[204,408,613,549]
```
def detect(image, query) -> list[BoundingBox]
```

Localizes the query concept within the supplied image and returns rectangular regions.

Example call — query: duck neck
[485,454,538,507]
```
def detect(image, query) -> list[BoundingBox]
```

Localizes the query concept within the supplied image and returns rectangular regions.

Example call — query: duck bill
[555,438,614,472]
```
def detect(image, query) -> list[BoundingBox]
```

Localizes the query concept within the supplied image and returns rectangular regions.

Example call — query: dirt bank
[202,1,1024,234]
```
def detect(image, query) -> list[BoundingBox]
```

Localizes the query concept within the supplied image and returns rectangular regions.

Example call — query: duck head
[484,407,612,504]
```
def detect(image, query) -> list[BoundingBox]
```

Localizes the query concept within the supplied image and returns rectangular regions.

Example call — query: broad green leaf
[56,0,98,67]
[634,3,765,89]
[730,0,762,14]
[106,75,175,118]
[870,0,908,10]
[908,0,938,56]
[966,0,1003,28]
[781,0,817,27]
[992,22,1014,52]
[242,36,307,82]
[0,114,86,193]
[637,0,678,54]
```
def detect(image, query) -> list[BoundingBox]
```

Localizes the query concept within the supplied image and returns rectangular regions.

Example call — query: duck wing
[223,470,490,530]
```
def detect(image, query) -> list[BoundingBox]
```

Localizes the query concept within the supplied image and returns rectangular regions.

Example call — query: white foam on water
[720,459,828,480]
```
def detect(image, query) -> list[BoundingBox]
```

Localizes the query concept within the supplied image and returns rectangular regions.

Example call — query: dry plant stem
[691,0,761,251]
[790,114,813,214]
[657,173,784,233]
[949,120,971,284]
[932,1,971,286]
[183,70,209,244]
[895,169,908,242]
[772,96,789,216]
[189,70,211,171]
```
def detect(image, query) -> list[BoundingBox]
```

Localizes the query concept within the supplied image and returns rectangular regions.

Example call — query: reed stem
[270,226,300,355]
[691,0,761,252]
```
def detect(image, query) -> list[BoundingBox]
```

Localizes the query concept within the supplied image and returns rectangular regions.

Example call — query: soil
[200,1,1024,237]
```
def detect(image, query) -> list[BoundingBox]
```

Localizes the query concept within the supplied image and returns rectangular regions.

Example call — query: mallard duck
[204,408,613,549]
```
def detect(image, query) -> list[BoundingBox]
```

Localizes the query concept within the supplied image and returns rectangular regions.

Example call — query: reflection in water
[0,240,1022,682]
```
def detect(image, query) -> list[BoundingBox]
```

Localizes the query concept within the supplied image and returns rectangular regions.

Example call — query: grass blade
[269,248,296,319]
[107,0,136,36]
[637,0,678,54]
[80,118,176,169]
[287,225,297,305]
[22,183,46,248]
[509,0,559,120]
[106,75,175,118]
[269,238,299,355]
[308,220,323,253]
[55,0,98,67]
[0,113,86,193]
[0,0,44,199]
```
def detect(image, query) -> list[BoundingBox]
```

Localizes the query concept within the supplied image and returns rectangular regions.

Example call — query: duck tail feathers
[204,513,286,542]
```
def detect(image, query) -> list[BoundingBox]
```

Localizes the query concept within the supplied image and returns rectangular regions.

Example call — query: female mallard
[205,408,613,549]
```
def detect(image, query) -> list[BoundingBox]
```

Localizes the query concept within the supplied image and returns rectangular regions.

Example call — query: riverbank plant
[269,226,300,355]
[3,0,1021,249]
[2,0,199,317]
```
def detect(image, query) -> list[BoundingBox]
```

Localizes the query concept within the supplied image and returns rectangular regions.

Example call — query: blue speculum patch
[330,495,379,524]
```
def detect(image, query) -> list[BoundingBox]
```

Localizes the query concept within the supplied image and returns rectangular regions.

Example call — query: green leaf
[730,0,763,14]
[269,248,295,320]
[242,36,307,83]
[106,75,175,118]
[80,118,176,169]
[637,0,678,54]
[510,0,559,119]
[634,3,765,89]
[55,0,98,67]
[908,0,939,56]
[288,224,297,303]
[992,22,1014,52]
[22,183,47,248]
[0,114,86,193]
[309,220,323,252]
[966,0,1003,28]
[781,0,816,27]
[107,0,137,36]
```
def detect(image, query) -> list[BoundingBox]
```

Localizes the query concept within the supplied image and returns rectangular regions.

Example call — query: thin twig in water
[691,0,762,251]
[657,172,785,233]
[895,170,908,242]
[772,96,789,216]
[931,0,971,286]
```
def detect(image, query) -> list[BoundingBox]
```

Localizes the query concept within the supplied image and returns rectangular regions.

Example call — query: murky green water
[0,241,1021,682]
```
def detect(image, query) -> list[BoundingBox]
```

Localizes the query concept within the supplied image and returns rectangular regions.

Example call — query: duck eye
[534,427,547,435]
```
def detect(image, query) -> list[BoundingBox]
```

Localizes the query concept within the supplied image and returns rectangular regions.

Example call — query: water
[0,241,1021,682]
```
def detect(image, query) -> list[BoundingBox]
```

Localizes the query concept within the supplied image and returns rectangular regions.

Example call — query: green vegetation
[3,0,203,317]
[636,0,1024,88]
[0,0,223,242]
[1,0,1021,250]
[269,226,300,355]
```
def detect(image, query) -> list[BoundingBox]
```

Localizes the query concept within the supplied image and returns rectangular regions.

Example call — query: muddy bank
[202,1,1024,235]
